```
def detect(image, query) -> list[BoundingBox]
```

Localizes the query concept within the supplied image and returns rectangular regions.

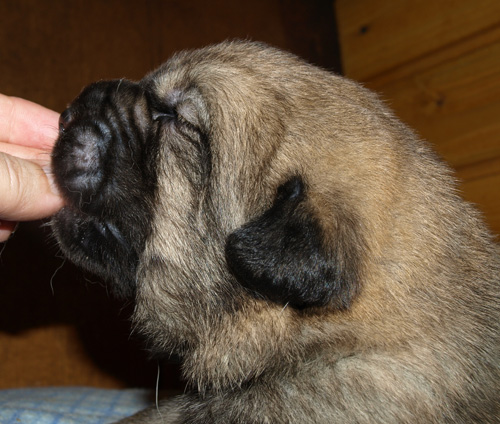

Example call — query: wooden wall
[336,0,500,235]
[0,0,339,389]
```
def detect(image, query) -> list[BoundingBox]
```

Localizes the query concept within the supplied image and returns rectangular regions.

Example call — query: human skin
[0,94,64,242]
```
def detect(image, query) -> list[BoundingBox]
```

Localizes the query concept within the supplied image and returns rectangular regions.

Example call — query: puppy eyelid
[151,108,177,122]
[146,91,178,123]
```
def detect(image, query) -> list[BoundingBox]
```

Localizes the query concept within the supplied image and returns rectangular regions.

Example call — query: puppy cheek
[225,176,363,310]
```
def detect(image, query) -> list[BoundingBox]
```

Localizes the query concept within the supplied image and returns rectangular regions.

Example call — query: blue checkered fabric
[0,387,153,424]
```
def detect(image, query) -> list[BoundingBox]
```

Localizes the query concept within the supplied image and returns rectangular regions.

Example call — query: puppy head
[52,41,414,363]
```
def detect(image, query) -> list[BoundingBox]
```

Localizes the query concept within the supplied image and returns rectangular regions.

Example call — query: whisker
[49,256,67,295]
[156,361,164,419]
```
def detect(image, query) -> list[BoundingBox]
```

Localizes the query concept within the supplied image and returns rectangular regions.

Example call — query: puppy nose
[53,115,113,214]
[52,79,148,216]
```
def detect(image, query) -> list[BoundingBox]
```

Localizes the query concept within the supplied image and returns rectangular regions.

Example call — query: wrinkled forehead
[141,43,290,103]
[142,49,232,94]
[139,62,215,132]
[139,54,268,136]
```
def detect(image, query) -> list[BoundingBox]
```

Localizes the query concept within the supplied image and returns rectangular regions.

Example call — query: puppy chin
[51,207,137,299]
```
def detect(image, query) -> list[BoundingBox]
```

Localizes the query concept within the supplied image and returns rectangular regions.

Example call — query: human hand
[0,94,64,242]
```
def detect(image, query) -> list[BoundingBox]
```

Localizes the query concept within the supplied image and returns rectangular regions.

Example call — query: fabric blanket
[0,387,153,424]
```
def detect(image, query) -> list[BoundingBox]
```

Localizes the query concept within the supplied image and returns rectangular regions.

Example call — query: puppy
[51,41,500,423]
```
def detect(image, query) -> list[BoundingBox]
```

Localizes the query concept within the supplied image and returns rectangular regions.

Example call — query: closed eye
[145,90,178,123]
[151,107,177,123]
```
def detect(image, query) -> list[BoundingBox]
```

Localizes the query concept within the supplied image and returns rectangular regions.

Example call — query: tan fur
[58,41,500,423]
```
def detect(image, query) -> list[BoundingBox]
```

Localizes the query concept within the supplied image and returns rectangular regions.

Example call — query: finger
[0,141,50,168]
[0,152,64,221]
[0,94,60,150]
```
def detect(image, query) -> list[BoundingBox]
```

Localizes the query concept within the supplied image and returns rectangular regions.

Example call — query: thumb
[0,152,63,222]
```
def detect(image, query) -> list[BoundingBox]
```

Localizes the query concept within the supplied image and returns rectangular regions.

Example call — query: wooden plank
[366,24,500,93]
[336,0,500,81]
[461,172,500,235]
[456,156,500,182]
[364,30,500,171]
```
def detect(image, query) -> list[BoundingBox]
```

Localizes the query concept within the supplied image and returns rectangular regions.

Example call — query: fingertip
[0,153,64,221]
[4,96,60,149]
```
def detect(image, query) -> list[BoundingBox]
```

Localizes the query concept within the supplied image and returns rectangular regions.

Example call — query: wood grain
[336,0,500,81]
[336,0,500,234]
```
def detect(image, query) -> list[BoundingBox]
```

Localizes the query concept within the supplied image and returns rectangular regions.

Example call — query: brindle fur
[51,41,500,423]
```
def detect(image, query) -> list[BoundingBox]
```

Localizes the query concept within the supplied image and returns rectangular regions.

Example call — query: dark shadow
[0,221,183,390]
[279,0,343,74]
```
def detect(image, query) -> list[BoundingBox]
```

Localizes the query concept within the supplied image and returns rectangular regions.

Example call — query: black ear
[225,176,362,309]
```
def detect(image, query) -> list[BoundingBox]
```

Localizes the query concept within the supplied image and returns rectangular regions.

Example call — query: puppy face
[52,42,409,351]
[52,42,499,403]
[52,40,382,369]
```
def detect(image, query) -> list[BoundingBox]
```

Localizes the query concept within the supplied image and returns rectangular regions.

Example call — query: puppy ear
[225,176,362,309]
